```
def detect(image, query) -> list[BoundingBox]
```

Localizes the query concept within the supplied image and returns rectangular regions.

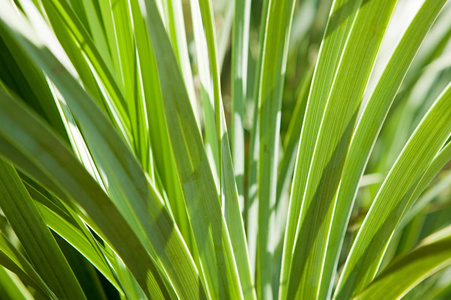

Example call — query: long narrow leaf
[142,0,244,298]
[0,160,86,299]
[322,1,447,298]
[335,82,451,299]
[279,0,361,296]
[255,0,296,297]
[355,225,451,300]
[0,85,171,299]
[191,0,255,297]
[0,4,207,298]
[0,233,53,298]
[286,0,398,298]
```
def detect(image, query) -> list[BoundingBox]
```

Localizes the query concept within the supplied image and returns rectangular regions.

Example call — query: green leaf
[26,183,124,295]
[399,143,451,230]
[284,0,398,298]
[323,0,448,297]
[255,0,296,297]
[0,35,66,139]
[0,232,54,298]
[0,267,33,300]
[159,0,199,124]
[335,81,451,299]
[35,0,132,144]
[190,0,255,297]
[130,0,195,252]
[0,84,171,299]
[276,66,313,203]
[245,0,270,285]
[142,0,244,298]
[190,0,220,191]
[107,0,149,166]
[0,160,86,299]
[355,225,451,300]
[279,0,361,296]
[0,3,206,298]
[231,0,251,217]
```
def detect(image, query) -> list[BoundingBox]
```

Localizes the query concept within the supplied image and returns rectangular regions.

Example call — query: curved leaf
[0,160,86,299]
[335,82,451,299]
[355,226,451,300]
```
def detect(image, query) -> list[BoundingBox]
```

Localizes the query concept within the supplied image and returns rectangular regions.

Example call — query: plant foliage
[0,0,451,299]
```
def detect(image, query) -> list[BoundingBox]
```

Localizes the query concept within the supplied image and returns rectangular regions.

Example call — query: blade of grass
[279,0,361,296]
[378,138,451,267]
[27,0,132,144]
[55,234,109,300]
[0,143,147,298]
[128,0,195,251]
[107,0,150,168]
[0,160,86,299]
[190,0,255,297]
[322,1,447,298]
[400,147,451,229]
[0,267,33,300]
[0,85,172,299]
[284,0,398,298]
[25,183,124,295]
[277,66,313,198]
[335,81,451,299]
[422,267,451,300]
[231,0,251,214]
[0,35,66,139]
[22,179,153,299]
[0,233,54,298]
[80,0,114,73]
[271,67,313,298]
[190,0,220,192]
[380,141,451,269]
[95,0,122,81]
[0,4,209,297]
[255,0,296,297]
[355,225,451,300]
[159,0,199,124]
[142,0,245,298]
[216,0,233,72]
[245,0,272,283]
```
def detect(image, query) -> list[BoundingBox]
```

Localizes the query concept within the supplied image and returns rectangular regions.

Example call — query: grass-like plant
[0,0,451,299]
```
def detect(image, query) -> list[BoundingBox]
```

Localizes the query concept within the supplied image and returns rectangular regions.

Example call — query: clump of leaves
[0,0,451,299]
